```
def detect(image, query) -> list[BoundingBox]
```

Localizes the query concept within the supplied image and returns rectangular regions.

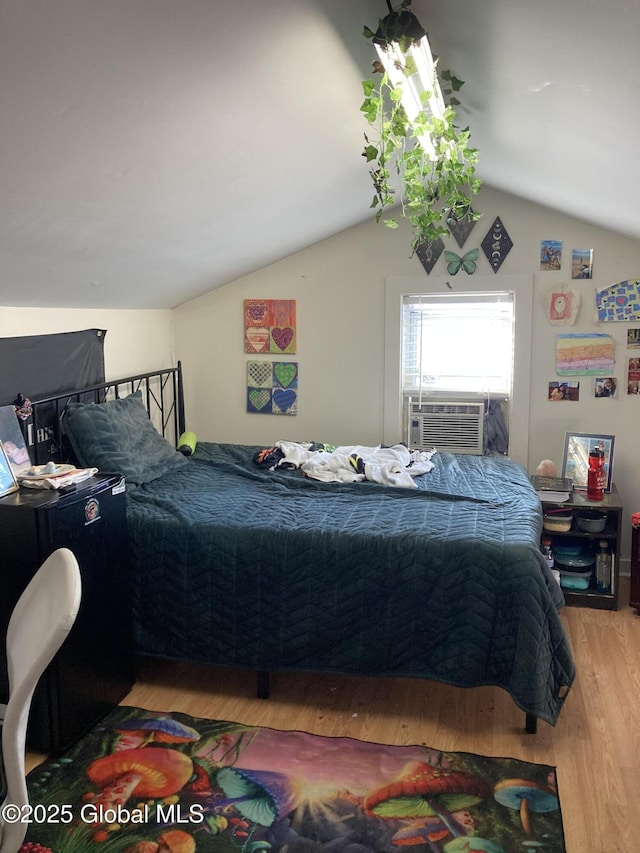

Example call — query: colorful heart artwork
[248,388,272,412]
[273,388,297,414]
[244,299,297,353]
[274,362,297,388]
[247,361,298,415]
[271,327,294,352]
[247,361,273,388]
[245,328,270,353]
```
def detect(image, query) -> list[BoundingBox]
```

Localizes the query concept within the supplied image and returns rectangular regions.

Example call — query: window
[402,292,515,399]
[383,274,532,467]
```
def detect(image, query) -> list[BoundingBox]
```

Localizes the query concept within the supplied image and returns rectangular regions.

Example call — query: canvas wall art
[247,360,298,415]
[244,299,297,354]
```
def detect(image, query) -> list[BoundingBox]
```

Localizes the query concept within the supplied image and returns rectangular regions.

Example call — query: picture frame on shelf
[562,432,615,492]
[0,441,19,498]
[0,404,31,477]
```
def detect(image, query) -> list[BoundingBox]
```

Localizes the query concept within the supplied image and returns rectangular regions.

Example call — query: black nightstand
[540,484,623,611]
[0,474,135,753]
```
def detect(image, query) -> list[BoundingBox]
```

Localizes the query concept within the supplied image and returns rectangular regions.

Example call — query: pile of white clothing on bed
[273,441,436,489]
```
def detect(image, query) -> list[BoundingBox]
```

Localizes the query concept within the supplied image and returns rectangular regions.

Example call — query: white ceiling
[2,0,639,310]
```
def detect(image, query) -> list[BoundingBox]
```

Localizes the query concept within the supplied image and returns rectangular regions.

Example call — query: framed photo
[562,432,615,492]
[0,404,31,477]
[0,441,19,497]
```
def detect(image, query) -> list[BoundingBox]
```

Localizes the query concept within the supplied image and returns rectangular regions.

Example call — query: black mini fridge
[0,475,135,753]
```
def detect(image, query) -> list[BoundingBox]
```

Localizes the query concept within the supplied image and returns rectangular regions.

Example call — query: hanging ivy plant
[360,2,481,251]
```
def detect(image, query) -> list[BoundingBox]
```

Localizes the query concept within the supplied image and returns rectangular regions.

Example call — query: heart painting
[271,326,294,352]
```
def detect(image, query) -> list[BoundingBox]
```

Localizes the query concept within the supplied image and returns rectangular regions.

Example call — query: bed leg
[525,713,538,734]
[257,670,270,699]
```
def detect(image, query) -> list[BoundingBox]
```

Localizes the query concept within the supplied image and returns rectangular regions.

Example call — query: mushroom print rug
[21,705,566,853]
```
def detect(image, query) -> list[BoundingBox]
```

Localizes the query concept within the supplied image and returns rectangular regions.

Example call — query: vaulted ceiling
[2,0,638,310]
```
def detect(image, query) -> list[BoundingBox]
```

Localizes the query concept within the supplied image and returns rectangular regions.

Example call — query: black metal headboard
[22,362,185,465]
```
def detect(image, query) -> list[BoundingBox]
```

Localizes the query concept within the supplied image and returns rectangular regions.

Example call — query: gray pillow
[63,390,188,484]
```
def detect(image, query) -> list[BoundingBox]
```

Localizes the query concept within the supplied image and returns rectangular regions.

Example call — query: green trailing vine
[360,1,481,250]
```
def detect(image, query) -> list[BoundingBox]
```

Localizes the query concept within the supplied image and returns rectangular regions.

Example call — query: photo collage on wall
[542,239,640,398]
[244,299,298,415]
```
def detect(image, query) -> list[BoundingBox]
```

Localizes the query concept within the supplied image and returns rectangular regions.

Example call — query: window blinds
[402,292,515,398]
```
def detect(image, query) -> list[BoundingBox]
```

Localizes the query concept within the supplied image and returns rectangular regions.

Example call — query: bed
[25,364,575,732]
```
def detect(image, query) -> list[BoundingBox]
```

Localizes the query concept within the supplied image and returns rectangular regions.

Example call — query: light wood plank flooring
[27,579,640,852]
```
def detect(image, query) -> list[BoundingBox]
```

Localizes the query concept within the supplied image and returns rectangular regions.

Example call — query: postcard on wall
[595,279,640,322]
[0,405,31,476]
[628,328,640,348]
[247,360,298,415]
[548,381,579,401]
[244,299,297,354]
[556,333,615,375]
[540,240,562,271]
[595,377,617,398]
[571,248,593,279]
[628,357,640,395]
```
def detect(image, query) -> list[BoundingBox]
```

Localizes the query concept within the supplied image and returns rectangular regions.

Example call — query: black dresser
[0,474,135,753]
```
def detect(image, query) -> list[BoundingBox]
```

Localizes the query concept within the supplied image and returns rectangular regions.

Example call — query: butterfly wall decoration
[444,248,479,275]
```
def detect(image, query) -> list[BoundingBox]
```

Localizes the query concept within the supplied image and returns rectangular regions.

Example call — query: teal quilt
[125,444,575,725]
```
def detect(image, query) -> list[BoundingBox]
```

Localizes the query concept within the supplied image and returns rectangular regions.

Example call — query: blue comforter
[125,443,575,725]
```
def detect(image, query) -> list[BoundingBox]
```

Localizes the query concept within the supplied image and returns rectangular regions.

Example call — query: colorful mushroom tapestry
[22,705,566,853]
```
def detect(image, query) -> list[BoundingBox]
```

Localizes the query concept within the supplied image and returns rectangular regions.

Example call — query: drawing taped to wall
[556,333,615,375]
[595,279,640,322]
[546,287,580,325]
[628,328,640,348]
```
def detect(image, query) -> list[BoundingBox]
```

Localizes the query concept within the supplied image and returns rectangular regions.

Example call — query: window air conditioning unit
[407,401,485,455]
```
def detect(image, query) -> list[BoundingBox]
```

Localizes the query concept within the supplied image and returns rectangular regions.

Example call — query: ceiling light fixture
[360,1,481,249]
[372,1,446,157]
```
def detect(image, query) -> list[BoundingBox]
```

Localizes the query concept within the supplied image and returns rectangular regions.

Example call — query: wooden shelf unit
[540,484,622,611]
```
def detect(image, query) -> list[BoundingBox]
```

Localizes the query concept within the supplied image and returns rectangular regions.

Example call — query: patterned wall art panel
[595,279,640,322]
[415,238,444,274]
[247,360,298,415]
[481,216,513,272]
[556,333,615,376]
[244,299,297,354]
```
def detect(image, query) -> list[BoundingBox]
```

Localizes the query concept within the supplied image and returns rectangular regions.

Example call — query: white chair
[0,548,81,853]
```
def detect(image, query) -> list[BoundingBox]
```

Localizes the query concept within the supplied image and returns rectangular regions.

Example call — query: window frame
[383,275,533,467]
[402,292,515,397]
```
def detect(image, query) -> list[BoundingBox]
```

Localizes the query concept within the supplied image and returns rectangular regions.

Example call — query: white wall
[174,185,640,567]
[0,308,174,379]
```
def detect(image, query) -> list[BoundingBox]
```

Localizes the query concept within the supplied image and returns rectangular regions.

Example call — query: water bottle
[541,538,554,570]
[587,448,605,501]
[596,540,611,593]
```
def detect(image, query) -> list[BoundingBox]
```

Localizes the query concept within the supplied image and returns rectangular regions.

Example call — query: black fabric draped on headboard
[0,329,106,405]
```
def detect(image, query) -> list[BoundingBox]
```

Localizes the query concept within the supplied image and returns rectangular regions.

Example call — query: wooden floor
[27,579,640,853]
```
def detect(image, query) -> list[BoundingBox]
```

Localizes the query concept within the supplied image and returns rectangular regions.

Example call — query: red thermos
[587,448,605,501]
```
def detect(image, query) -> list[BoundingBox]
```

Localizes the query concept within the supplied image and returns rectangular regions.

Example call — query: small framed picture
[0,441,19,498]
[0,405,31,477]
[562,432,615,492]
